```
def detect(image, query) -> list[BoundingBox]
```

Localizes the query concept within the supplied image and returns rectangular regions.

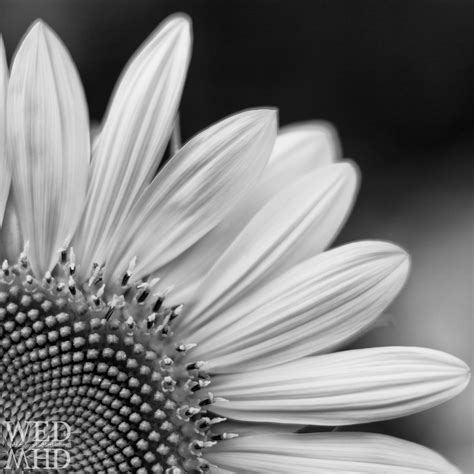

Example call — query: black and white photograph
[0,1,472,472]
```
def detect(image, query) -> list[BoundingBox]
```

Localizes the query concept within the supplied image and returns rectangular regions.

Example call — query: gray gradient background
[0,0,472,471]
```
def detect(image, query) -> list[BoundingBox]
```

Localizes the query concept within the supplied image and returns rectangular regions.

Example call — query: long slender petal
[177,163,358,334]
[154,122,343,307]
[0,37,10,225]
[75,15,192,276]
[105,109,277,283]
[7,21,89,275]
[187,241,409,372]
[207,432,460,473]
[211,347,470,425]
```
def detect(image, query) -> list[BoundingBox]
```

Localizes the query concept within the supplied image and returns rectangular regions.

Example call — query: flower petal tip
[394,248,411,281]
[18,19,62,58]
[452,356,470,381]
[158,13,192,47]
[262,108,278,131]
[341,158,361,184]
[246,107,278,119]
[165,12,193,30]
[384,245,411,289]
[378,241,410,267]
[433,350,471,398]
[333,160,358,182]
[408,347,471,398]
[248,108,279,134]
[26,18,51,39]
[229,108,278,142]
[313,120,342,156]
[350,241,411,291]
[293,120,343,158]
[391,244,410,265]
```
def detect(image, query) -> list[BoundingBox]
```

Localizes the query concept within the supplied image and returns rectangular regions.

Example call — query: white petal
[0,37,10,225]
[188,241,409,372]
[207,432,460,473]
[268,120,340,167]
[105,109,277,283]
[211,347,470,425]
[75,15,191,276]
[155,122,343,307]
[7,21,89,275]
[177,163,358,334]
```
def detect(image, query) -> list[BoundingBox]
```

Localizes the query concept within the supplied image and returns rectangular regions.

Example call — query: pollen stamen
[0,248,229,472]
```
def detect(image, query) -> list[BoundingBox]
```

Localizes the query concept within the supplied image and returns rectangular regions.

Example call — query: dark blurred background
[0,0,472,471]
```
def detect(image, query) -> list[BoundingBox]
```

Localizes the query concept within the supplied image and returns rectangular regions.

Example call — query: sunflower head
[0,13,469,474]
[0,250,230,472]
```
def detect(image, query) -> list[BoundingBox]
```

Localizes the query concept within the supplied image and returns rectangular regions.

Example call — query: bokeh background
[0,0,472,471]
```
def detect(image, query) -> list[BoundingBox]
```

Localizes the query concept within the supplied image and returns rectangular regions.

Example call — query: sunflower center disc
[0,258,217,473]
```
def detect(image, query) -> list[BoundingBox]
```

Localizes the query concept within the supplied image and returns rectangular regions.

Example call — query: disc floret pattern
[0,248,230,473]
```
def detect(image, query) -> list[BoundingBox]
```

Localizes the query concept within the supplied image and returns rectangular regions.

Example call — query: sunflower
[0,14,469,474]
